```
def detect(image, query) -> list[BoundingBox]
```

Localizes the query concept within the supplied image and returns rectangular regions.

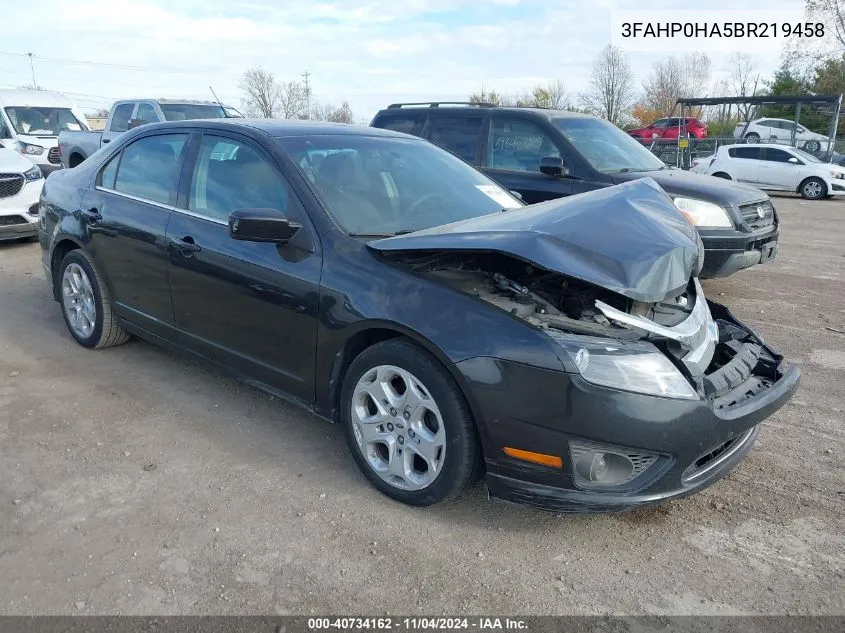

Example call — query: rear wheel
[58,249,130,349]
[799,177,826,200]
[340,339,480,506]
[744,133,760,143]
[804,140,821,154]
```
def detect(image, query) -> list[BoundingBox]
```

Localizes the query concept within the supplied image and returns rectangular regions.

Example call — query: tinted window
[160,104,226,121]
[728,147,763,159]
[135,103,159,124]
[488,118,561,173]
[428,116,483,163]
[764,148,795,163]
[375,114,426,136]
[554,117,666,173]
[189,136,290,223]
[757,120,776,128]
[652,119,668,128]
[278,135,521,236]
[113,134,187,204]
[99,154,119,189]
[110,104,135,132]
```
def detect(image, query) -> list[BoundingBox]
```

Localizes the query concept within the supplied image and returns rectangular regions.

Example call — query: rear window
[728,147,762,159]
[427,116,483,163]
[373,113,426,137]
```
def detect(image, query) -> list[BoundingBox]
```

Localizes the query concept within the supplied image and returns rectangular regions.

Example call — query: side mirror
[788,157,799,164]
[229,208,301,243]
[539,155,567,178]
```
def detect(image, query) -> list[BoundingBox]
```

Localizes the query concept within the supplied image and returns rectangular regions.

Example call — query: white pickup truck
[58,99,242,168]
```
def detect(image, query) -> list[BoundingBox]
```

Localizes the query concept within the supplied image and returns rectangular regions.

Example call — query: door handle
[82,208,102,223]
[173,236,201,256]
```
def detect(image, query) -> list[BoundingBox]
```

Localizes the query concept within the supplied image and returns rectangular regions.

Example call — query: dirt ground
[0,194,843,616]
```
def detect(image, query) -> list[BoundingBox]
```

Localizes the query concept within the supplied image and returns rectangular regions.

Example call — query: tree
[807,0,845,54]
[239,67,281,118]
[578,45,636,126]
[279,80,308,119]
[468,81,570,109]
[727,53,761,120]
[641,53,711,118]
[313,101,355,123]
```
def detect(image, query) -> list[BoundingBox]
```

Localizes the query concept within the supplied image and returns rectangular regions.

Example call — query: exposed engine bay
[387,251,784,404]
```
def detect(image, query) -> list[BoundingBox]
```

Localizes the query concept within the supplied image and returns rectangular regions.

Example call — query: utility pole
[302,70,311,120]
[27,52,37,89]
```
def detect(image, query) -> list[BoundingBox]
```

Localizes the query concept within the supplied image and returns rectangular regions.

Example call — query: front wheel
[340,339,480,506]
[799,177,827,200]
[58,249,130,348]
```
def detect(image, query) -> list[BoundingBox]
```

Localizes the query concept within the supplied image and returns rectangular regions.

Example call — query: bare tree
[807,0,845,53]
[278,80,308,119]
[469,81,570,109]
[313,101,355,123]
[579,45,636,126]
[642,53,711,117]
[727,53,761,120]
[239,68,281,118]
[543,80,571,109]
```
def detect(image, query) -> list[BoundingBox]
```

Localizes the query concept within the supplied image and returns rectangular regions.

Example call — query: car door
[102,102,136,145]
[758,147,803,190]
[166,132,321,402]
[482,115,574,203]
[84,132,189,338]
[727,146,765,183]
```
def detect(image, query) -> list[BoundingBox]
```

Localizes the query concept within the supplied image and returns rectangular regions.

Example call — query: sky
[0,0,806,122]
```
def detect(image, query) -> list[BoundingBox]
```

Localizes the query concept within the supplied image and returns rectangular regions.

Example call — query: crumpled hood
[369,178,702,303]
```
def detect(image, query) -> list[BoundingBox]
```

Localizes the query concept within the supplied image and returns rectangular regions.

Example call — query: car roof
[132,118,414,139]
[375,105,595,120]
[0,89,75,108]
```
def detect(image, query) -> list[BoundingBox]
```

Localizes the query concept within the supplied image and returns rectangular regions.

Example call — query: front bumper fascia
[455,303,800,513]
[698,226,780,278]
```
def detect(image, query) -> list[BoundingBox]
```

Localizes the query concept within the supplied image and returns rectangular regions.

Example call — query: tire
[804,140,821,154]
[340,339,481,506]
[799,177,827,200]
[712,172,732,180]
[744,133,760,143]
[58,249,130,349]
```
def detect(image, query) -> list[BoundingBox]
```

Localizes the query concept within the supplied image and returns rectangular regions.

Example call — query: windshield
[555,117,667,173]
[5,107,85,136]
[160,104,227,121]
[791,147,822,163]
[277,135,523,236]
[223,106,244,118]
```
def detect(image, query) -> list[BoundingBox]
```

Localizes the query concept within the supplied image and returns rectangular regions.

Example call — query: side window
[135,103,159,125]
[113,134,187,205]
[652,119,668,128]
[428,116,483,163]
[109,104,135,132]
[0,116,10,139]
[189,135,291,223]
[99,153,120,189]
[487,118,561,173]
[764,149,795,163]
[728,147,763,160]
[374,114,426,137]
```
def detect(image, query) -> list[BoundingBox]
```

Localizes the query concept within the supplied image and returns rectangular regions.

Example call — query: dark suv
[371,103,780,278]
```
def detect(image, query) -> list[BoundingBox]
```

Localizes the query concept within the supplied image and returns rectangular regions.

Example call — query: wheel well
[50,239,80,300]
[68,153,85,168]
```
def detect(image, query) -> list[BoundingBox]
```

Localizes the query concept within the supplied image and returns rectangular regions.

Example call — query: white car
[690,143,844,200]
[733,118,828,153]
[0,147,44,242]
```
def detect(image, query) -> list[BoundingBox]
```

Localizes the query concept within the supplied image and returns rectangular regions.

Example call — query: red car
[628,117,708,140]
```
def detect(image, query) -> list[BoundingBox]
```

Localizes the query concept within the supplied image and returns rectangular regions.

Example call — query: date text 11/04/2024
[620,22,825,38]
[307,617,528,630]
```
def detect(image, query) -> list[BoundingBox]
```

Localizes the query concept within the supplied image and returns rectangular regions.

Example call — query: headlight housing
[549,332,699,400]
[18,141,44,156]
[24,165,43,182]
[673,197,732,228]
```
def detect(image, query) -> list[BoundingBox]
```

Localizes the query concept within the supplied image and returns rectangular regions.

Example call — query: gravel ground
[0,194,843,616]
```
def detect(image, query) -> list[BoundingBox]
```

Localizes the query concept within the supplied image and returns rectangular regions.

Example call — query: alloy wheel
[62,263,97,339]
[803,180,824,199]
[351,364,446,491]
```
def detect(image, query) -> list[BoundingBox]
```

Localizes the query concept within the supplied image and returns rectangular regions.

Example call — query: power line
[0,50,230,77]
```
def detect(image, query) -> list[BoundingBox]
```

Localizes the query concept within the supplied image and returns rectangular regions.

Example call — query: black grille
[739,200,775,231]
[48,147,61,164]
[682,427,757,483]
[0,215,26,226]
[0,173,24,199]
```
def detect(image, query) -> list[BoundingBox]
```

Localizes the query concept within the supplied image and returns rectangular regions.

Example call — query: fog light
[570,440,659,490]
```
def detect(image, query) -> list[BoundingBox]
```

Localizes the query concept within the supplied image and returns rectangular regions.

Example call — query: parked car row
[32,102,799,514]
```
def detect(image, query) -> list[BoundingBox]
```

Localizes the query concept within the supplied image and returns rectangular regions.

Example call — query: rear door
[727,146,765,184]
[482,114,574,202]
[166,132,321,401]
[85,132,189,338]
